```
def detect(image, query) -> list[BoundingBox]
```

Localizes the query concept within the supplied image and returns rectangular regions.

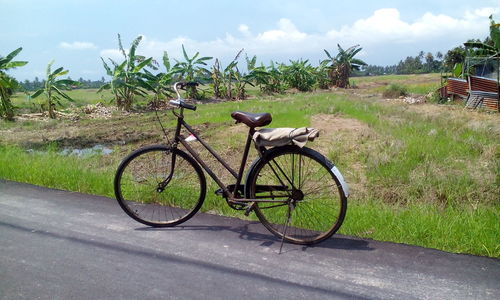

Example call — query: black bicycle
[114,82,348,246]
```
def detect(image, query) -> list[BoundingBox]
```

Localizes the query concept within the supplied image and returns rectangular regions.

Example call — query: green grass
[353,73,442,95]
[0,144,116,197]
[345,201,499,256]
[1,82,498,257]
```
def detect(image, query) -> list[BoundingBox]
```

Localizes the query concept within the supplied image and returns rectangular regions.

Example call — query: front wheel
[245,146,347,245]
[114,145,206,227]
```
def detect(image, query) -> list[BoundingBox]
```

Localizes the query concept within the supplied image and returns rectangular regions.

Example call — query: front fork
[156,146,178,193]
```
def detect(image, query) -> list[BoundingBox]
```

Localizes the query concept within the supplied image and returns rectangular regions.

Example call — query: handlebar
[171,81,198,111]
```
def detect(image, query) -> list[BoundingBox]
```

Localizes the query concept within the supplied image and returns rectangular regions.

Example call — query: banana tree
[142,51,175,108]
[0,47,28,120]
[261,61,286,94]
[31,61,79,119]
[281,59,317,92]
[172,45,212,99]
[464,16,500,56]
[323,44,367,88]
[99,34,153,110]
[245,55,270,94]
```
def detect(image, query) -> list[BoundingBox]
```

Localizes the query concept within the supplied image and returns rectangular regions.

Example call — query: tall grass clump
[382,83,408,98]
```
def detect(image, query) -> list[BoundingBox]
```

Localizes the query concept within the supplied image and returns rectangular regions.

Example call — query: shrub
[383,84,408,98]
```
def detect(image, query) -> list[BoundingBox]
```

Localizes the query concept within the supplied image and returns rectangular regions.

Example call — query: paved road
[0,180,498,299]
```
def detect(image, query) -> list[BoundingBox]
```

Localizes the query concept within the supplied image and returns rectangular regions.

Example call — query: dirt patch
[311,113,370,133]
[310,114,376,198]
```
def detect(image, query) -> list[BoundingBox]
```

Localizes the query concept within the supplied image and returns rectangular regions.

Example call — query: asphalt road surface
[1,180,498,299]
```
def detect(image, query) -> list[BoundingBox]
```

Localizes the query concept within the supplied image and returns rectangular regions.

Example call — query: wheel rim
[250,149,345,244]
[117,148,204,226]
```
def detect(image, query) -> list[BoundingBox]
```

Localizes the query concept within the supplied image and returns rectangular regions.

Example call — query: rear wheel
[114,145,206,227]
[246,146,347,245]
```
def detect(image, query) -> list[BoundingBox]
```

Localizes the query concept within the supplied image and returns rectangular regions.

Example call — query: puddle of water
[60,144,113,156]
[27,144,113,156]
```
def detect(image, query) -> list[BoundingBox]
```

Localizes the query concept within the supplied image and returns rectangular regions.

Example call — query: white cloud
[60,41,97,50]
[99,7,498,66]
[326,7,496,44]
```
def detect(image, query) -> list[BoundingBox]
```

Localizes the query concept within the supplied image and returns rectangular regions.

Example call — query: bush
[383,84,408,98]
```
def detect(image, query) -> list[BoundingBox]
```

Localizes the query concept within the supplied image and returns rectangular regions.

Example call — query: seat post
[233,128,255,197]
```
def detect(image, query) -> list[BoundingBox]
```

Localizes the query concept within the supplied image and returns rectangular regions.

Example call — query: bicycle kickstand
[278,201,294,254]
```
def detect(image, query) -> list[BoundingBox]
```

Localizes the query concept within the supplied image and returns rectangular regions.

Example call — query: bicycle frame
[172,108,289,204]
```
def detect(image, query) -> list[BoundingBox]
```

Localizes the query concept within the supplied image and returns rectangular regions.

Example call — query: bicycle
[114,82,349,248]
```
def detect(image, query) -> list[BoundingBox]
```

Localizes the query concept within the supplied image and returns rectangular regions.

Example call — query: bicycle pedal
[244,202,256,216]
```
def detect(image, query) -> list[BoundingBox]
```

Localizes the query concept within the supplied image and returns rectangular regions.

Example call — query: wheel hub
[291,189,304,201]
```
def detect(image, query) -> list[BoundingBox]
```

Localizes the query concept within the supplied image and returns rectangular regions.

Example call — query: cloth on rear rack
[252,127,320,148]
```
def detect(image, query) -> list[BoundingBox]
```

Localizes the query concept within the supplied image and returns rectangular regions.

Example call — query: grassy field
[351,73,442,95]
[1,74,498,257]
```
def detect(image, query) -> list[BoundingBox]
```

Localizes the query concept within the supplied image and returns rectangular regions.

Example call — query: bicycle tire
[114,145,206,227]
[245,145,347,245]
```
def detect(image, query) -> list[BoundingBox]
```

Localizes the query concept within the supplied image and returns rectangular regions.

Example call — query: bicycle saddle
[231,111,272,128]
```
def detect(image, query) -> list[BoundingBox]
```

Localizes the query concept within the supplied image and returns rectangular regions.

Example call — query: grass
[0,144,116,197]
[382,84,408,98]
[1,74,498,257]
[352,73,442,95]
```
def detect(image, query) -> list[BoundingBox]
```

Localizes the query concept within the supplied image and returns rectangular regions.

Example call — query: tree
[99,34,153,111]
[443,46,466,72]
[171,45,212,99]
[0,47,28,120]
[142,51,175,108]
[281,59,317,92]
[463,16,500,56]
[31,61,79,119]
[425,52,435,73]
[323,44,367,88]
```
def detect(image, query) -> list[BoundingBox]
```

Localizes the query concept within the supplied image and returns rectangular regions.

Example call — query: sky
[1,0,499,81]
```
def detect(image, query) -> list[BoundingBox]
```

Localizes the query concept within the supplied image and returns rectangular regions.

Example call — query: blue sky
[2,0,499,81]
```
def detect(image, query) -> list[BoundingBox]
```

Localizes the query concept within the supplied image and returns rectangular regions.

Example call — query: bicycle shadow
[135,220,373,252]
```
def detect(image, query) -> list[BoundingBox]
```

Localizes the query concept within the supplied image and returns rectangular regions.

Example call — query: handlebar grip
[175,81,199,89]
[169,99,196,111]
[182,102,197,111]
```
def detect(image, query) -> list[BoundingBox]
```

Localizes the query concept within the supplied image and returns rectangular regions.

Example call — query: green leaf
[117,33,127,58]
[162,51,171,71]
[133,57,153,72]
[56,79,79,86]
[197,56,213,62]
[129,35,143,66]
[101,57,113,76]
[97,83,111,93]
[351,58,367,66]
[2,61,28,70]
[53,86,74,102]
[46,60,54,77]
[182,44,189,62]
[51,67,64,77]
[2,47,23,64]
[53,70,69,78]
[30,89,44,99]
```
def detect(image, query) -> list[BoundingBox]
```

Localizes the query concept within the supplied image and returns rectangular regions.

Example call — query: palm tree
[99,34,153,111]
[0,47,28,120]
[323,44,367,88]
